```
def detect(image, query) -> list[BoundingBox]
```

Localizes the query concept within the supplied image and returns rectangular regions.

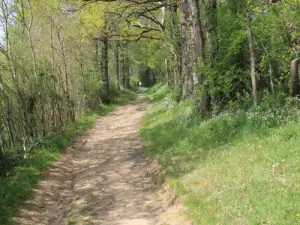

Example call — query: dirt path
[13,97,189,225]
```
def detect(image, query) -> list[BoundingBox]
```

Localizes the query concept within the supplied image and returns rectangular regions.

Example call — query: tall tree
[246,12,259,106]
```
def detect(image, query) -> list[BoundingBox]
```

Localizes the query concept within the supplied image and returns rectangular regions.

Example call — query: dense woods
[0,0,299,223]
[0,0,140,167]
[0,0,299,158]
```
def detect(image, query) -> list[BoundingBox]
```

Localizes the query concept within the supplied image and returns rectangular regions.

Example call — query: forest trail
[13,96,188,225]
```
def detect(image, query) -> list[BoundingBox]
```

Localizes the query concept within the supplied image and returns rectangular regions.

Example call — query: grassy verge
[0,89,136,225]
[141,85,300,225]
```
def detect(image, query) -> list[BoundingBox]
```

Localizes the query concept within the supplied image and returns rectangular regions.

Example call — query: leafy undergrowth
[141,85,300,225]
[0,90,136,225]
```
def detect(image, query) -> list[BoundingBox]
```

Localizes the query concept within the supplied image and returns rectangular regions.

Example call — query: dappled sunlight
[12,96,176,225]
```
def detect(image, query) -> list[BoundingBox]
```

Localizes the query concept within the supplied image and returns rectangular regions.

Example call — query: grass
[0,89,136,225]
[141,84,300,225]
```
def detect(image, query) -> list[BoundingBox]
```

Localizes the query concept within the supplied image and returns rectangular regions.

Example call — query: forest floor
[12,95,190,225]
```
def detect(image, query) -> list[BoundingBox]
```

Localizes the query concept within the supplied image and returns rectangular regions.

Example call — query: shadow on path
[13,97,166,225]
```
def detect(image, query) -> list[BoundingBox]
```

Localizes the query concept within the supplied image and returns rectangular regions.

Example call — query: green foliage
[144,83,168,103]
[142,85,300,224]
[192,0,299,109]
[110,89,137,104]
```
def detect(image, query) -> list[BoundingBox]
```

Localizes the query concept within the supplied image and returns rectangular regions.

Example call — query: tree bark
[0,1,17,79]
[159,1,166,31]
[180,0,194,98]
[21,0,38,79]
[0,2,18,146]
[57,30,75,121]
[190,0,203,87]
[0,127,4,154]
[80,50,87,107]
[200,0,217,113]
[5,100,15,147]
[124,56,131,89]
[206,0,217,64]
[180,0,207,99]
[0,74,5,153]
[114,41,120,90]
[57,31,69,95]
[50,19,58,131]
[165,59,171,88]
[170,5,181,98]
[269,63,275,96]
[102,38,110,102]
[246,13,259,106]
[290,59,299,97]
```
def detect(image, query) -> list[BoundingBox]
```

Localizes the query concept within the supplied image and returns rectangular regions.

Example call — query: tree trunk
[57,31,69,95]
[180,0,207,101]
[0,74,5,153]
[180,0,194,98]
[201,0,217,114]
[269,63,275,96]
[190,0,202,87]
[165,59,171,88]
[114,41,120,90]
[0,6,17,145]
[206,0,217,64]
[94,39,103,105]
[0,127,4,154]
[192,0,211,113]
[124,56,131,89]
[159,1,166,31]
[80,50,87,107]
[102,38,110,103]
[1,1,17,79]
[121,57,125,88]
[246,13,259,106]
[191,0,205,62]
[290,59,299,97]
[50,19,58,131]
[168,5,181,96]
[5,100,15,147]
[21,0,38,79]
[57,30,74,121]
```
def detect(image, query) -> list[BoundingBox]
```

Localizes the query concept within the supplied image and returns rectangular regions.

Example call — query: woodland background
[0,0,299,224]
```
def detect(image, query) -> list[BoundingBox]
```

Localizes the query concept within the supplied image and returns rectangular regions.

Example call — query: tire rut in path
[13,97,169,225]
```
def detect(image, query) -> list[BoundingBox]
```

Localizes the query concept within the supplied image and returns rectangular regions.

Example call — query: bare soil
[13,96,191,225]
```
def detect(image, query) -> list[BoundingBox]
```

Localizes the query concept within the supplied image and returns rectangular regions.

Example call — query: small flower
[296,213,300,217]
